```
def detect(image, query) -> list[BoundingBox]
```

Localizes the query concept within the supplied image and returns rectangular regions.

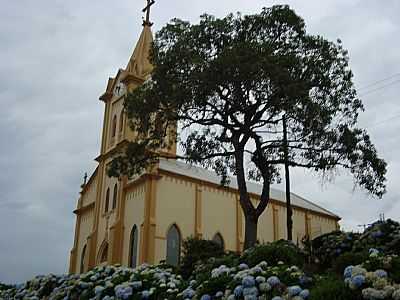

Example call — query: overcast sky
[0,0,399,284]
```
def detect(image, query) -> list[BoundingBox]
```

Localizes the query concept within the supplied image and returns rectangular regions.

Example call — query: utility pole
[283,114,293,241]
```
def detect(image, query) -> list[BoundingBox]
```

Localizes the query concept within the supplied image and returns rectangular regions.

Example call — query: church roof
[158,159,340,219]
[125,25,154,79]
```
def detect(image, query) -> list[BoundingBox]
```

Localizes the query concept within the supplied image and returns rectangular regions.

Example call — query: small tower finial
[81,172,88,189]
[142,0,155,27]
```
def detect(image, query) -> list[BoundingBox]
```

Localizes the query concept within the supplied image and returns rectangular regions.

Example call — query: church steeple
[125,26,153,80]
[122,0,155,84]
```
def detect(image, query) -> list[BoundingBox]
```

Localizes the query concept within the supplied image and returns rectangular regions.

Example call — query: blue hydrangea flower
[200,294,211,300]
[239,263,249,270]
[141,290,150,299]
[299,275,312,286]
[266,276,280,287]
[182,288,196,299]
[271,297,284,300]
[343,266,354,279]
[371,231,383,238]
[244,295,257,300]
[258,282,271,293]
[189,280,197,287]
[256,276,266,284]
[243,287,258,297]
[374,269,388,278]
[130,281,142,290]
[234,285,243,297]
[94,286,104,295]
[242,276,255,288]
[350,275,365,289]
[215,291,223,298]
[368,248,379,255]
[287,285,302,297]
[299,289,310,299]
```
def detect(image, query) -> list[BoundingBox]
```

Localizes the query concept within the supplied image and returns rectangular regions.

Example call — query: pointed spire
[125,25,154,79]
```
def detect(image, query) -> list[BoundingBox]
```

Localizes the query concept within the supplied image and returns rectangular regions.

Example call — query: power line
[367,112,400,129]
[358,72,400,91]
[358,79,400,97]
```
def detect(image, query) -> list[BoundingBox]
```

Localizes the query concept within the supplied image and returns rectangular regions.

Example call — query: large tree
[109,5,387,249]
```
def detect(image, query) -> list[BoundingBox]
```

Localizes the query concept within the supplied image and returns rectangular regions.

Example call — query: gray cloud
[0,0,399,283]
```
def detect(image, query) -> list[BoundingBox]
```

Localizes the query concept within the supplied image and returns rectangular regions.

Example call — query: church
[68,3,340,274]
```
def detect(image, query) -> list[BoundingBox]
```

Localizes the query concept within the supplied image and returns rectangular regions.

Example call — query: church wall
[122,182,146,266]
[81,175,97,207]
[292,209,306,244]
[95,160,120,261]
[256,204,275,244]
[107,96,125,150]
[154,175,196,263]
[309,213,337,239]
[75,209,94,273]
[201,187,237,251]
[277,205,288,239]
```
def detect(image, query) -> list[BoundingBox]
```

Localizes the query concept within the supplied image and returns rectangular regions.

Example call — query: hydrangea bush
[311,219,400,269]
[2,219,400,300]
[342,249,400,300]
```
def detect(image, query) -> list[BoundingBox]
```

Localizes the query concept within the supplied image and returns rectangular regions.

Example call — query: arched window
[212,232,225,250]
[112,184,118,210]
[129,225,139,268]
[100,243,108,263]
[111,115,117,138]
[105,188,110,213]
[119,111,124,133]
[80,244,86,273]
[166,224,181,266]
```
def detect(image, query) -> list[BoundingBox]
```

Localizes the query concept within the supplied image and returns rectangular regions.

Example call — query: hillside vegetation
[1,219,400,300]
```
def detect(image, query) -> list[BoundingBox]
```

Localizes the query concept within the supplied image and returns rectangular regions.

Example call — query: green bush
[309,275,363,300]
[388,256,400,283]
[179,237,225,279]
[193,253,240,284]
[240,240,305,267]
[332,252,368,274]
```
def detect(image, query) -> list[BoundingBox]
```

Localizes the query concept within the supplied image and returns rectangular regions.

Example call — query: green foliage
[193,253,240,283]
[0,282,12,291]
[110,4,386,250]
[332,252,368,274]
[311,231,360,267]
[389,256,400,283]
[309,275,363,300]
[179,237,225,279]
[240,240,305,267]
[196,273,232,297]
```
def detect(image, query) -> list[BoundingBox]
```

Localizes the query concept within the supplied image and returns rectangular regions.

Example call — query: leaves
[109,5,386,247]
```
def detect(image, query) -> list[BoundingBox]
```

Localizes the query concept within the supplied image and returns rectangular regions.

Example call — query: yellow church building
[68,10,340,274]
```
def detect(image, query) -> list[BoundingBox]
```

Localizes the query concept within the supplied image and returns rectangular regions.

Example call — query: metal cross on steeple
[142,0,156,27]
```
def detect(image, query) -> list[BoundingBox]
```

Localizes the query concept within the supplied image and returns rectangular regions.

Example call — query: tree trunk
[243,213,258,250]
[283,114,293,241]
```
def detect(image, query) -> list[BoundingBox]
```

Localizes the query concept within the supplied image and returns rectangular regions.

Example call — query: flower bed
[2,220,400,300]
[343,249,400,300]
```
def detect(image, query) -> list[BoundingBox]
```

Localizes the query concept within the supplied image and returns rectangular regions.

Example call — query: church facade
[69,17,340,274]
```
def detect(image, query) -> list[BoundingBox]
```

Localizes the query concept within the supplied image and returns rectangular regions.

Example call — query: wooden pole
[283,114,293,241]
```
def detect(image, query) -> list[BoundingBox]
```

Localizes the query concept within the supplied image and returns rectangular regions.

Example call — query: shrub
[388,256,400,283]
[332,252,368,275]
[311,231,359,267]
[240,240,305,268]
[309,275,363,300]
[179,237,225,279]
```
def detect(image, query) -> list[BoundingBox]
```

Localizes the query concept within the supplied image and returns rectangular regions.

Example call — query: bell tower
[86,1,176,269]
